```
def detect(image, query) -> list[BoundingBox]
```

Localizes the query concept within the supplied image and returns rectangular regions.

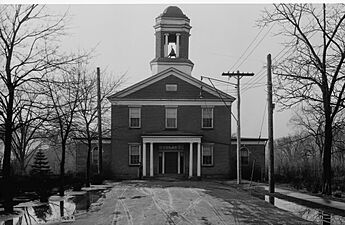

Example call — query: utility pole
[97,67,103,175]
[222,71,254,184]
[267,54,274,194]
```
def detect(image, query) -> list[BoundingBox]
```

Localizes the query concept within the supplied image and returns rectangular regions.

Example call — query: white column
[189,142,193,177]
[162,152,165,174]
[142,142,146,176]
[164,34,169,57]
[150,142,154,177]
[197,142,201,177]
[177,151,181,174]
[176,33,180,58]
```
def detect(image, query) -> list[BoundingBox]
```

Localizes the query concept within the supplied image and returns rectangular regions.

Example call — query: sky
[46,4,298,139]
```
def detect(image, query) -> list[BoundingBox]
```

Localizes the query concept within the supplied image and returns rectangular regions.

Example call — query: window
[166,107,177,128]
[166,84,177,92]
[129,144,141,165]
[129,107,141,128]
[202,144,213,166]
[241,147,249,166]
[202,107,213,128]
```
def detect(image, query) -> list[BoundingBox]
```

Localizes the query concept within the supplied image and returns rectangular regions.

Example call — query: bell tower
[150,6,194,76]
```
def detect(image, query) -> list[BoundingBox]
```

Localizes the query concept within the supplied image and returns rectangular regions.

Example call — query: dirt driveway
[66,180,314,225]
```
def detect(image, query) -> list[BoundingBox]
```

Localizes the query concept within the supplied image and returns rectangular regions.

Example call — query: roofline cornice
[107,67,235,101]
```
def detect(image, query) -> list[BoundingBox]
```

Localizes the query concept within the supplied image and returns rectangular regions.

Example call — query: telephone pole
[97,67,103,176]
[267,54,274,194]
[222,71,254,184]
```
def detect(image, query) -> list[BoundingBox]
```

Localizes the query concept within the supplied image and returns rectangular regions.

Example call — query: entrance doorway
[158,151,184,175]
[165,152,178,173]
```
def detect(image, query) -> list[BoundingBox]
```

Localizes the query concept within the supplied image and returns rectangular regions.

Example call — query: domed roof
[161,6,188,19]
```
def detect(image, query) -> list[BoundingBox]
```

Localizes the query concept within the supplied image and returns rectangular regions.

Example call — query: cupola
[150,6,194,76]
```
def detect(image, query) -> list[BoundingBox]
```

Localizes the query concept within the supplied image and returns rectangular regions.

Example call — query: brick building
[104,6,267,180]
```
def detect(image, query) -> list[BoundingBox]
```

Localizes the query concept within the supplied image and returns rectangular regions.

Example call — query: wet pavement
[264,195,345,225]
[0,185,111,225]
[52,180,314,225]
[263,186,345,211]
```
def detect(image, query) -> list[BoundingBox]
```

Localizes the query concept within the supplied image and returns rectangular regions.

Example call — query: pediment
[108,68,235,102]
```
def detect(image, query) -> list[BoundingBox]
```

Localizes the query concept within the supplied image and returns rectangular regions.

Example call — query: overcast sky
[48,4,297,139]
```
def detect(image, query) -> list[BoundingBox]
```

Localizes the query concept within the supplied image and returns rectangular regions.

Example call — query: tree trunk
[3,85,15,213]
[86,139,91,187]
[19,158,26,176]
[322,98,333,195]
[323,114,332,195]
[59,140,66,196]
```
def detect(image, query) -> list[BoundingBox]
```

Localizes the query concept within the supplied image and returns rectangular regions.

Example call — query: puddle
[265,195,345,225]
[0,189,106,225]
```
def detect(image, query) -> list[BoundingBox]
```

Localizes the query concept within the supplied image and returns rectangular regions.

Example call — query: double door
[159,151,184,174]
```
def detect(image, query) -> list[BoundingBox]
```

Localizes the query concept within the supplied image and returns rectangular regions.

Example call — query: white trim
[201,143,214,166]
[150,61,194,67]
[202,107,214,129]
[128,143,141,166]
[197,143,201,177]
[129,107,141,128]
[189,142,193,177]
[231,140,267,145]
[108,67,235,101]
[142,143,146,176]
[162,151,165,174]
[112,100,232,106]
[177,151,181,174]
[150,142,154,177]
[142,136,201,143]
[201,105,215,108]
[165,107,177,129]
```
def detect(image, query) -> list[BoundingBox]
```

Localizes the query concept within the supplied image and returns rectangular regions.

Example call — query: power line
[232,24,275,72]
[258,101,268,140]
[241,69,266,93]
[228,26,266,72]
[201,76,237,121]
[240,7,322,94]
[240,44,295,93]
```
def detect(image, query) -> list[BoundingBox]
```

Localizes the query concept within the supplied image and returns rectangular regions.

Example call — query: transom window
[129,107,141,128]
[202,107,213,128]
[241,147,249,166]
[166,107,177,128]
[202,144,214,166]
[129,144,141,165]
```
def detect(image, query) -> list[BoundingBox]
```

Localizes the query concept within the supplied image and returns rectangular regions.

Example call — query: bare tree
[74,66,123,187]
[0,5,86,212]
[43,65,83,197]
[260,3,345,194]
[8,90,49,175]
[291,108,345,175]
[290,106,325,164]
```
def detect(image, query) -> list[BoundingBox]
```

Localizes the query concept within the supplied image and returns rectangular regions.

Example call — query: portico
[142,135,202,178]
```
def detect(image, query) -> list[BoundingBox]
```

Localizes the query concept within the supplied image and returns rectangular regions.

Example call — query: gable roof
[108,67,235,102]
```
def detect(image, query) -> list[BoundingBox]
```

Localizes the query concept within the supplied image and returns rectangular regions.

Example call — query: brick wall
[75,141,112,177]
[111,103,233,179]
[240,144,266,181]
[125,75,223,99]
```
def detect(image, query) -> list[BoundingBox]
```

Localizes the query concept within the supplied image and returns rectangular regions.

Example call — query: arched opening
[241,147,249,166]
[92,147,99,171]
